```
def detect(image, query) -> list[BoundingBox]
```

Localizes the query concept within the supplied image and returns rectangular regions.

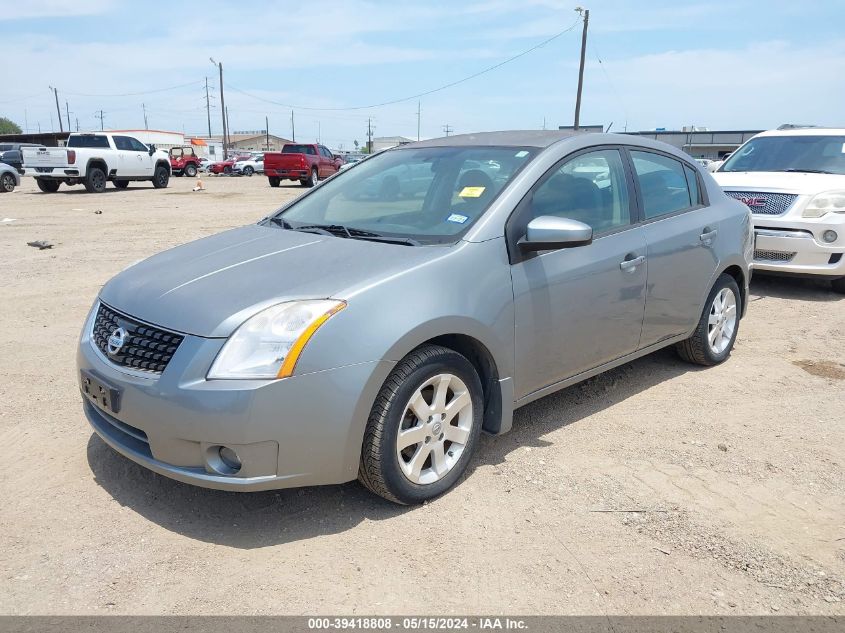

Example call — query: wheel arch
[721,264,747,317]
[85,157,108,176]
[155,159,171,174]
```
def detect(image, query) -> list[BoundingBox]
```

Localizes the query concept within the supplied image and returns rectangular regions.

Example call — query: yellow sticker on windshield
[459,186,486,198]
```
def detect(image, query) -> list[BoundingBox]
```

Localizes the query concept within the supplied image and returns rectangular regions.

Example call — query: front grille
[754,249,796,262]
[92,303,184,374]
[725,191,797,216]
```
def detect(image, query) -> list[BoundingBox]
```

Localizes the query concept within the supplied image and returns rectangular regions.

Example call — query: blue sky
[2,0,844,149]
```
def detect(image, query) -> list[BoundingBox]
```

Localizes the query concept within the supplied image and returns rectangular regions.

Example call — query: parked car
[714,128,845,292]
[339,154,366,170]
[77,131,751,504]
[264,143,343,187]
[0,143,40,174]
[233,155,264,176]
[197,157,211,172]
[0,162,20,192]
[21,133,170,193]
[169,146,202,178]
[209,154,251,175]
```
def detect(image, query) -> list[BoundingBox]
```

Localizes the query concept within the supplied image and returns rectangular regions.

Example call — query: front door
[510,148,647,399]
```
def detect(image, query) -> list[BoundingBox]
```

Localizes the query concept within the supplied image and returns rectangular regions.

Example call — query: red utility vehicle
[169,147,202,178]
[264,143,343,187]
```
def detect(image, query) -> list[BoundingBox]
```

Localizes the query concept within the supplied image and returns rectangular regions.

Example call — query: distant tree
[0,117,22,135]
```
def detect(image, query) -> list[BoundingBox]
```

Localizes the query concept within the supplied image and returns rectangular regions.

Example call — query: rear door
[318,146,334,177]
[626,149,719,347]
[509,147,647,399]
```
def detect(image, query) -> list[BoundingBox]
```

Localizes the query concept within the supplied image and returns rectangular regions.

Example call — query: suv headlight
[208,300,345,379]
[802,190,845,218]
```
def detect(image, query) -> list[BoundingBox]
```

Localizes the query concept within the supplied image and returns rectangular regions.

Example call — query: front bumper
[77,305,393,491]
[753,218,845,277]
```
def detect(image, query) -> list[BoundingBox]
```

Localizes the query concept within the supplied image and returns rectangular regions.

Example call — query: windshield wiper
[267,216,293,229]
[777,168,835,174]
[294,223,421,246]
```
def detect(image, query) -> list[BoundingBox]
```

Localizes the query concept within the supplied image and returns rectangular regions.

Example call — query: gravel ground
[0,174,843,615]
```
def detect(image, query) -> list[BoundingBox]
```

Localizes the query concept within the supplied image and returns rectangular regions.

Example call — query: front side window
[270,146,536,245]
[113,136,133,151]
[127,137,148,152]
[631,151,694,219]
[531,149,631,233]
[720,135,845,175]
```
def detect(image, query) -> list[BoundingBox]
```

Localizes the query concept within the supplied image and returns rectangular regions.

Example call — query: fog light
[219,446,242,472]
[822,230,838,243]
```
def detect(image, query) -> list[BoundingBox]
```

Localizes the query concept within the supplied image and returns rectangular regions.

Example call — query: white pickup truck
[22,132,171,193]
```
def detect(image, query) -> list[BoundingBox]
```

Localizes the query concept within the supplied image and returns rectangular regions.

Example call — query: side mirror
[148,144,156,156]
[518,216,593,252]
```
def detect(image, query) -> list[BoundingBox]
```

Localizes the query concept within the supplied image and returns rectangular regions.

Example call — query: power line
[63,80,203,98]
[227,19,580,112]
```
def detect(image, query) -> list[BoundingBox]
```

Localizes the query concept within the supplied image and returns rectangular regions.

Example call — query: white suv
[714,128,845,292]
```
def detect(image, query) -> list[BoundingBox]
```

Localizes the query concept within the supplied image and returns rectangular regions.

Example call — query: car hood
[100,224,445,337]
[714,171,845,194]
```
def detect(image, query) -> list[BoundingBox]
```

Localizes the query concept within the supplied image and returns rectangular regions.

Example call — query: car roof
[755,127,845,137]
[410,130,577,148]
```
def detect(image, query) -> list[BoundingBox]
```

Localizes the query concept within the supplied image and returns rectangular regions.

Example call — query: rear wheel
[305,167,318,187]
[152,164,169,189]
[113,179,129,189]
[84,167,107,193]
[223,165,233,174]
[268,176,280,187]
[1,172,15,193]
[358,345,483,504]
[243,165,254,176]
[676,274,740,366]
[184,163,197,178]
[832,277,845,294]
[36,178,60,193]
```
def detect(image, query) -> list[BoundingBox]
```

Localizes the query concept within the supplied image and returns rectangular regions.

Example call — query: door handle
[700,228,718,243]
[619,255,645,271]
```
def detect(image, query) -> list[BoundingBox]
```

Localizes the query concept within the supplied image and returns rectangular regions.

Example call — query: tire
[305,167,318,187]
[1,172,15,193]
[268,177,280,187]
[358,344,484,504]
[36,178,60,193]
[676,273,741,366]
[832,277,845,294]
[184,163,197,178]
[152,164,169,189]
[243,166,254,176]
[223,165,233,175]
[84,167,107,193]
[113,180,129,189]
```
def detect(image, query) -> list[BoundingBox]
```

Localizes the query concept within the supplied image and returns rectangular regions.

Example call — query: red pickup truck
[264,143,343,187]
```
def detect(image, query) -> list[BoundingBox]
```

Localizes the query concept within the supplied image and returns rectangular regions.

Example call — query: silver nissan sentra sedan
[78,131,752,504]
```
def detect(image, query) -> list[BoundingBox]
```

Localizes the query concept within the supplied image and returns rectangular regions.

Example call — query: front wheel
[152,164,170,189]
[243,166,254,176]
[1,172,15,193]
[358,345,484,504]
[36,178,60,193]
[268,177,280,187]
[676,273,741,366]
[184,164,197,178]
[305,167,318,187]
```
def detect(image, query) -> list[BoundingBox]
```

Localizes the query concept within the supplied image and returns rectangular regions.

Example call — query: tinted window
[720,135,845,175]
[531,149,631,233]
[684,164,702,206]
[127,137,148,152]
[274,146,535,244]
[67,135,111,149]
[631,151,693,218]
[283,144,317,155]
[113,136,133,151]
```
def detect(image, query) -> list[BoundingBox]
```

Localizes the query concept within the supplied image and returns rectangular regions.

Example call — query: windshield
[720,135,845,175]
[268,146,536,245]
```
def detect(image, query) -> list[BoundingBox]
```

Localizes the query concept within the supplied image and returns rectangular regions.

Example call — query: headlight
[802,190,845,218]
[208,300,345,379]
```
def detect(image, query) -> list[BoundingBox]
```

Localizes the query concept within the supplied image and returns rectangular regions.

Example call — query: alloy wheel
[707,287,737,354]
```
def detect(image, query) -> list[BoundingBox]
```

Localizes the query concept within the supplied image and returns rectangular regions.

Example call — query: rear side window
[67,135,110,149]
[684,164,702,206]
[630,151,694,219]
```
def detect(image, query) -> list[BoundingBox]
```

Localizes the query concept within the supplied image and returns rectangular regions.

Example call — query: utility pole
[442,124,453,137]
[204,76,212,137]
[317,121,321,144]
[265,116,270,151]
[416,101,421,141]
[49,86,64,133]
[65,101,71,133]
[290,110,296,142]
[95,110,105,130]
[142,103,148,130]
[366,118,374,153]
[75,117,79,132]
[225,106,231,153]
[573,7,589,131]
[210,58,228,159]
[24,109,29,134]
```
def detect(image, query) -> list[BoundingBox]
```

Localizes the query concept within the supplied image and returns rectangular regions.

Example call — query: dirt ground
[0,174,843,616]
